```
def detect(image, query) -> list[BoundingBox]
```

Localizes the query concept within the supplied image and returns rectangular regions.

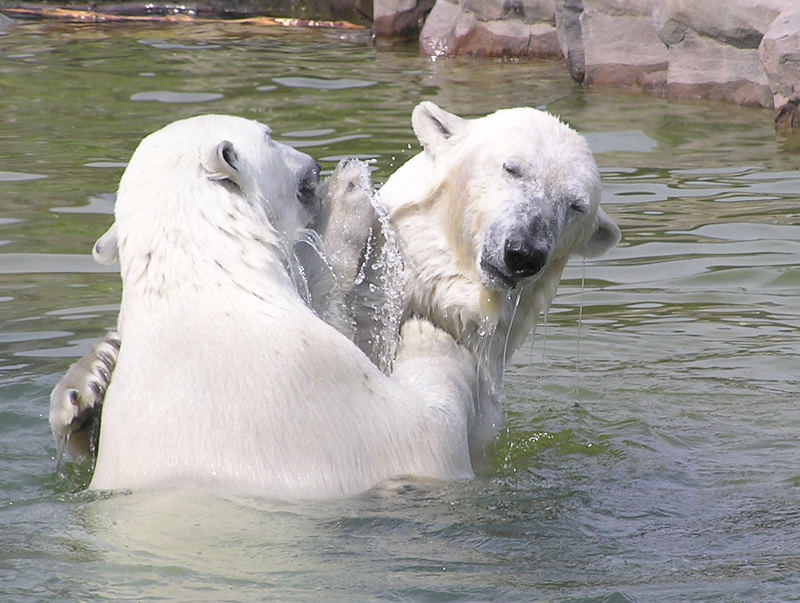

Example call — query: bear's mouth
[479,259,517,291]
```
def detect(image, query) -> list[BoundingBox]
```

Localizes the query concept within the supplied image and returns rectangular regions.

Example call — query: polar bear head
[95,114,320,266]
[108,114,320,304]
[380,102,620,358]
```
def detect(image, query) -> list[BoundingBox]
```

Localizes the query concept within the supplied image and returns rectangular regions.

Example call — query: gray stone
[652,0,792,108]
[653,0,792,49]
[374,0,435,40]
[419,0,560,57]
[759,10,800,128]
[580,0,668,93]
[419,0,465,56]
[663,32,773,107]
[460,0,555,24]
[555,0,585,82]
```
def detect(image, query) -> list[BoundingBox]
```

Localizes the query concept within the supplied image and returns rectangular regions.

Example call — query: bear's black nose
[297,162,321,209]
[503,238,548,277]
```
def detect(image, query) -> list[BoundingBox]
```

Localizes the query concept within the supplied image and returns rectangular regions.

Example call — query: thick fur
[50,157,383,462]
[80,115,477,499]
[378,102,620,456]
[51,104,620,484]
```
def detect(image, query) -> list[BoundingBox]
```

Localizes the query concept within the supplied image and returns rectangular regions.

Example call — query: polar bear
[51,103,620,487]
[70,114,478,499]
[377,102,620,457]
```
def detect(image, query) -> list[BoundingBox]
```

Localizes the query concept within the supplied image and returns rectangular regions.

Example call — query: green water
[1,20,799,601]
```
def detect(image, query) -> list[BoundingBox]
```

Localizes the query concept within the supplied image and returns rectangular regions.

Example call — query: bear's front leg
[393,318,478,432]
[49,332,120,462]
[308,158,379,340]
[391,318,478,476]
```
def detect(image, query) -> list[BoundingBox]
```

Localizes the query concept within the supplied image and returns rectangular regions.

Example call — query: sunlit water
[1,21,798,601]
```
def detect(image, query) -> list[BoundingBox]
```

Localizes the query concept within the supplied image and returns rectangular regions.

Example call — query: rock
[419,0,463,56]
[653,0,791,48]
[419,0,561,58]
[580,0,668,93]
[410,0,800,128]
[374,0,435,40]
[460,0,555,23]
[759,10,800,129]
[555,0,585,82]
[658,29,773,106]
[653,0,794,107]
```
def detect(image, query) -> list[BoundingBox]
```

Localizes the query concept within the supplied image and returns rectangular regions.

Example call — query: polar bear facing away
[378,102,620,456]
[86,115,477,498]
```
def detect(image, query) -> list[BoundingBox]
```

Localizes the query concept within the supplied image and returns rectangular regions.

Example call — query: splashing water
[291,228,335,307]
[286,164,404,376]
[358,188,404,374]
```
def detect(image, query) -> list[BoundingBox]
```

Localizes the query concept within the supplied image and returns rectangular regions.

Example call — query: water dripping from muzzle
[574,257,586,405]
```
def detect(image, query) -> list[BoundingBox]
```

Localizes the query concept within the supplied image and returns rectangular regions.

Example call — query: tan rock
[419,0,561,57]
[555,0,586,82]
[580,0,667,93]
[374,0,435,40]
[759,10,800,128]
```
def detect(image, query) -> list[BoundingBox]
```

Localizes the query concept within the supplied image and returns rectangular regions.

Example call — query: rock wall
[376,0,800,129]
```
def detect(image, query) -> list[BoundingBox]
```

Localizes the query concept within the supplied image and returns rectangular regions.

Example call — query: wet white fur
[378,103,620,456]
[89,115,477,499]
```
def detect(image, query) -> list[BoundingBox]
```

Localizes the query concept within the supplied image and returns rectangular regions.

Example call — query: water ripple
[138,39,220,51]
[585,130,658,154]
[131,91,223,103]
[272,76,377,90]
[51,193,115,215]
[281,134,370,149]
[0,171,46,182]
[0,253,117,274]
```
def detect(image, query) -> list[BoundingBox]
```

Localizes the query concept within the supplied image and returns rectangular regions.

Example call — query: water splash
[356,188,404,374]
[285,164,404,375]
[291,228,334,307]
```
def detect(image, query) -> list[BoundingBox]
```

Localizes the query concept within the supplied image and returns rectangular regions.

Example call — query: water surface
[1,20,798,601]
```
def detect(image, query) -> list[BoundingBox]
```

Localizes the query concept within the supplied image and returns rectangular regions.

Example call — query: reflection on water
[0,20,798,601]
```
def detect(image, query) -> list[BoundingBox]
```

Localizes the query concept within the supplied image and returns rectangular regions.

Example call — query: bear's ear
[93,223,119,265]
[411,101,467,157]
[576,207,621,258]
[205,140,241,187]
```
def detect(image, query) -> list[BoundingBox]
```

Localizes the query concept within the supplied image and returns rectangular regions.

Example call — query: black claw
[67,389,81,406]
[69,410,95,434]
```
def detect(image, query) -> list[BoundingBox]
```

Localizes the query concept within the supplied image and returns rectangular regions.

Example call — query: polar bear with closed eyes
[50,103,619,495]
[379,102,619,458]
